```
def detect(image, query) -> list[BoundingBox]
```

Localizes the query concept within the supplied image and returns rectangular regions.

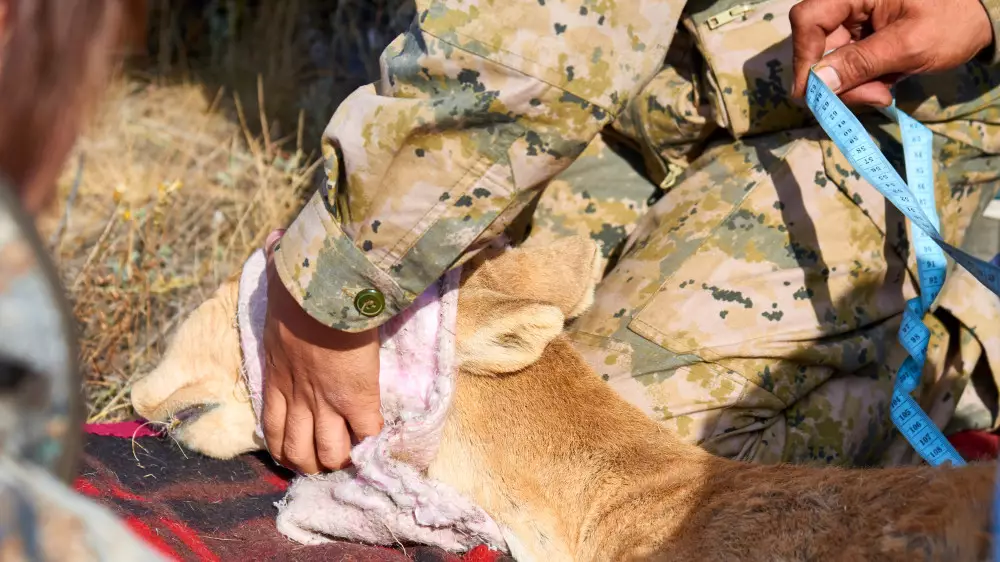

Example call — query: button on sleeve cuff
[272,190,415,332]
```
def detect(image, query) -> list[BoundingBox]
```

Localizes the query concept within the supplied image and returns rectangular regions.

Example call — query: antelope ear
[455,236,602,375]
[455,287,565,376]
[462,236,601,321]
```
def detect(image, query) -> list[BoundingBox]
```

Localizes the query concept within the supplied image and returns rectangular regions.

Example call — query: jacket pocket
[683,0,814,139]
[625,137,914,363]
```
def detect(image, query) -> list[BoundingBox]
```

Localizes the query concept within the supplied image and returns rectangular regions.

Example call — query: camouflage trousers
[517,121,1000,468]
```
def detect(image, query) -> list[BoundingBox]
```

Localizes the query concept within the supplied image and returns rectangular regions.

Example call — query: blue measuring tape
[805,69,1000,468]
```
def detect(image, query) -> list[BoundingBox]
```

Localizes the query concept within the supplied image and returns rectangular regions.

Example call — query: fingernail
[814,65,842,93]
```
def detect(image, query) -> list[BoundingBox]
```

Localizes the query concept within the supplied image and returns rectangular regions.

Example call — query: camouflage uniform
[0,181,165,561]
[274,0,1000,467]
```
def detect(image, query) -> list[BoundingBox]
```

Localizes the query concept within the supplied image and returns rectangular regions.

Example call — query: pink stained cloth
[235,249,507,553]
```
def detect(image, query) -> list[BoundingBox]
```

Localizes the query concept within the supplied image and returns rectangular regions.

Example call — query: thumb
[265,229,286,257]
[264,229,287,273]
[814,23,917,96]
[263,228,288,305]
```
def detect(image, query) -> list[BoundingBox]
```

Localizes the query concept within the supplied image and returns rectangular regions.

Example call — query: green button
[354,289,385,318]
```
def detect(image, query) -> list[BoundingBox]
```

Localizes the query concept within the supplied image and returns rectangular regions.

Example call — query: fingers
[790,0,864,97]
[282,403,320,474]
[314,408,352,470]
[265,228,285,258]
[263,378,361,473]
[791,0,919,102]
[261,379,287,463]
[813,23,919,97]
[335,332,384,443]
[261,321,380,473]
[836,76,897,106]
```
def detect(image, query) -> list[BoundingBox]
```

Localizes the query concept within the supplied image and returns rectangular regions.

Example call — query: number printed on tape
[803,70,999,467]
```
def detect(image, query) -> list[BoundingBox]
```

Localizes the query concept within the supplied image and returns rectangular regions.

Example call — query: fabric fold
[236,249,506,553]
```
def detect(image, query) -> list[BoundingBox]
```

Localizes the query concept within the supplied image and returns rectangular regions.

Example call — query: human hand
[261,229,383,474]
[790,0,994,106]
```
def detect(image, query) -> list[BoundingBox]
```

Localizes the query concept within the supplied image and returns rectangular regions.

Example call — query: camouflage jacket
[273,0,1000,332]
[0,180,165,561]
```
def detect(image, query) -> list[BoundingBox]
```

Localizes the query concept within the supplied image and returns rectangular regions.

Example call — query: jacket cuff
[272,190,415,332]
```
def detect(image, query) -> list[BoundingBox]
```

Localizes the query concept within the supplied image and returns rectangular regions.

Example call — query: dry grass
[36,78,317,422]
[33,0,414,421]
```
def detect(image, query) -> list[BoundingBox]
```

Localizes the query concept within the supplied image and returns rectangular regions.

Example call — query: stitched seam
[420,26,616,114]
[382,158,517,273]
[374,153,495,270]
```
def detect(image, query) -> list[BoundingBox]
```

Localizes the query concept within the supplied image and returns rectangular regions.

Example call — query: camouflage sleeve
[272,0,685,331]
[980,0,1000,64]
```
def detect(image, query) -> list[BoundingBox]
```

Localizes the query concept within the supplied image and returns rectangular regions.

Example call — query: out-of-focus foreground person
[0,1,168,560]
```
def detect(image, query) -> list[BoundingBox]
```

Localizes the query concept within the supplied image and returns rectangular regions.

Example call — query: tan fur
[131,237,996,561]
[130,280,263,458]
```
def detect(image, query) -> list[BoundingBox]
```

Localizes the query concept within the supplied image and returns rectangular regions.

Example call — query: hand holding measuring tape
[793,0,1000,549]
[790,0,995,107]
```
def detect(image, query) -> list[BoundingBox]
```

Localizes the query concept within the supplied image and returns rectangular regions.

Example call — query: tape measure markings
[802,69,1000,467]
